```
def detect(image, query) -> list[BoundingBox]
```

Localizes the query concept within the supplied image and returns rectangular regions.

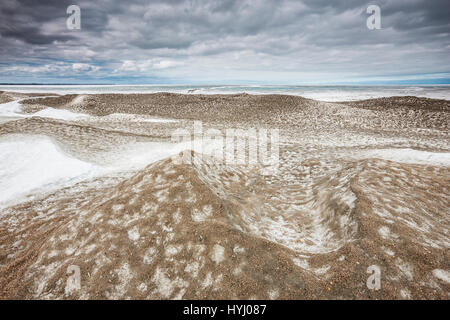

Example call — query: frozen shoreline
[2,84,450,102]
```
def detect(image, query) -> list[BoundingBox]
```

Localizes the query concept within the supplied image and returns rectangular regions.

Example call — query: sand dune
[0,92,448,299]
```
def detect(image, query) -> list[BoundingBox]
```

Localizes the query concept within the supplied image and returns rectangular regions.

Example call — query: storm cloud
[0,0,449,83]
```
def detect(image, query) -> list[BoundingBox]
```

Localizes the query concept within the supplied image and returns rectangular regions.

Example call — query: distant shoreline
[2,85,450,102]
[1,83,450,86]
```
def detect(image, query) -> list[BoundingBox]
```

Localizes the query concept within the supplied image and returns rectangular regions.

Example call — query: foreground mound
[0,151,448,299]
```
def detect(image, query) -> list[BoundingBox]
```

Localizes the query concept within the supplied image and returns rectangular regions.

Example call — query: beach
[0,90,449,299]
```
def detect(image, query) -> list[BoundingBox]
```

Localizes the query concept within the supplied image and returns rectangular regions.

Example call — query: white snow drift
[0,136,98,206]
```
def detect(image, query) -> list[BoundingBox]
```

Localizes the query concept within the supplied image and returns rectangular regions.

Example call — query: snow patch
[127,226,140,241]
[143,247,157,264]
[210,244,225,264]
[361,149,450,167]
[0,135,99,207]
[432,269,450,284]
[33,107,88,121]
[151,267,188,298]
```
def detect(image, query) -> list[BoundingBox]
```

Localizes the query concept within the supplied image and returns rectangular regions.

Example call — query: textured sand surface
[0,92,449,299]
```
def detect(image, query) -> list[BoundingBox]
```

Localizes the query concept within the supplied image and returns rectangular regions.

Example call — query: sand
[0,92,448,299]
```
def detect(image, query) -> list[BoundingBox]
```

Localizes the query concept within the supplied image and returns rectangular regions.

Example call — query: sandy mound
[0,151,448,299]
[0,93,448,299]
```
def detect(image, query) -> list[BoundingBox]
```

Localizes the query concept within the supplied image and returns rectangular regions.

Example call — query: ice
[0,134,217,207]
[361,148,450,167]
[0,100,26,118]
[0,100,177,123]
[0,99,88,121]
[0,136,99,206]
[111,138,221,170]
[1,85,449,101]
[432,269,450,284]
[33,107,89,121]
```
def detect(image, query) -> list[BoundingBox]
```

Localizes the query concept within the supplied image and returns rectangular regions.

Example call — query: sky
[0,0,449,84]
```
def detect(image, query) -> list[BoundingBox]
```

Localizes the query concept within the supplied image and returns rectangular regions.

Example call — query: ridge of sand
[0,93,448,299]
[0,152,448,299]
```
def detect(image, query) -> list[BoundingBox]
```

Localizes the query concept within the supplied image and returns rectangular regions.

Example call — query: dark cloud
[0,0,449,83]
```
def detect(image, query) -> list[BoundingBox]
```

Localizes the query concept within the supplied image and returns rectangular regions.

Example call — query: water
[1,84,450,102]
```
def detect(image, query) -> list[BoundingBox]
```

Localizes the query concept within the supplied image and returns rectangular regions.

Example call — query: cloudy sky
[0,0,449,84]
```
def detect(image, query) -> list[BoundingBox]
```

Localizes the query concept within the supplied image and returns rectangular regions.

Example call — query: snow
[127,227,140,241]
[0,100,25,118]
[151,267,188,298]
[0,131,227,208]
[143,247,157,264]
[0,100,175,123]
[378,226,392,240]
[71,95,86,105]
[0,135,99,207]
[1,85,449,101]
[359,149,450,167]
[432,269,450,284]
[33,107,89,121]
[210,244,225,264]
[0,99,88,121]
